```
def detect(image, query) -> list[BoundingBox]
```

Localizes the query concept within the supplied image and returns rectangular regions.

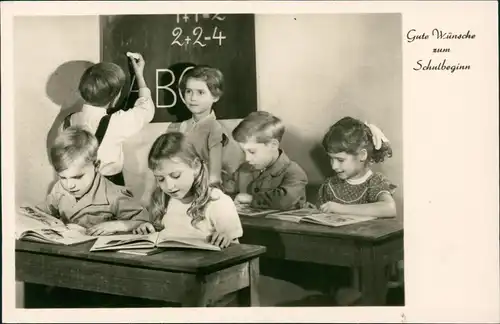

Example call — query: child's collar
[258,150,290,177]
[82,103,108,116]
[346,169,373,185]
[191,110,216,124]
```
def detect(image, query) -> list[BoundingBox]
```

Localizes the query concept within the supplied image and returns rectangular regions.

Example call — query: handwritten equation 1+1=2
[171,14,227,48]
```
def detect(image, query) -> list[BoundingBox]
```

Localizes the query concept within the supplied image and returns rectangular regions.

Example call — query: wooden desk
[16,240,266,307]
[239,217,403,306]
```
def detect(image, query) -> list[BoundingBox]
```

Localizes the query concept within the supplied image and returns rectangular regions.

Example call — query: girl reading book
[134,132,243,249]
[316,116,400,303]
[317,116,397,218]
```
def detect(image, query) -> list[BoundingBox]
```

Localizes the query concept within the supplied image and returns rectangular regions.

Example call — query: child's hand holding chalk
[126,52,145,76]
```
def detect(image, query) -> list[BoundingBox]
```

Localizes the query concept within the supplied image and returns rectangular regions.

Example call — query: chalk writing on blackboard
[172,26,227,48]
[101,14,257,121]
[155,67,194,108]
[176,14,226,23]
[129,66,195,109]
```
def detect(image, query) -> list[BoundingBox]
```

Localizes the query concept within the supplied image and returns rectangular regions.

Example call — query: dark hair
[78,62,126,107]
[179,65,224,99]
[322,117,392,164]
[147,132,211,229]
[232,111,285,144]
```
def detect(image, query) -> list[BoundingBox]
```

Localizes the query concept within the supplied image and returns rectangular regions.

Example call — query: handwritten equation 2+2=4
[172,14,227,48]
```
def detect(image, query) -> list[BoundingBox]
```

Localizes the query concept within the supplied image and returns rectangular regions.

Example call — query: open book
[16,206,97,245]
[236,205,279,217]
[117,248,164,256]
[266,208,376,227]
[90,231,221,252]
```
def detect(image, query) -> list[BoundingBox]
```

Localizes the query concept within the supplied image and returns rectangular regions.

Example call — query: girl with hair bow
[317,116,397,218]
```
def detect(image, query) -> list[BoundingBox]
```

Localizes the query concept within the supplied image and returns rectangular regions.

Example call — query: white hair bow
[364,122,389,150]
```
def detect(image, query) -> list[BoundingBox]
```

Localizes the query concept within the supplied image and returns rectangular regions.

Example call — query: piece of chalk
[126,52,139,59]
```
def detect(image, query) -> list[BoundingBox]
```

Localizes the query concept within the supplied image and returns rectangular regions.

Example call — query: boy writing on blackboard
[64,52,154,186]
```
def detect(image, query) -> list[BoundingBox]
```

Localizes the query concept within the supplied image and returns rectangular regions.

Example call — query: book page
[156,229,221,251]
[276,208,319,217]
[303,214,376,227]
[90,233,158,251]
[265,208,320,222]
[16,206,66,232]
[265,214,305,223]
[16,206,94,244]
[18,227,96,245]
[236,205,279,217]
[156,239,221,251]
[117,248,163,256]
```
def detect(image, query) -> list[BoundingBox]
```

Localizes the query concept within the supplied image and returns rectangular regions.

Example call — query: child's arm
[206,123,230,188]
[110,53,155,140]
[315,181,329,208]
[140,170,157,208]
[87,188,150,236]
[250,164,308,210]
[208,142,223,187]
[319,192,397,218]
[207,191,243,248]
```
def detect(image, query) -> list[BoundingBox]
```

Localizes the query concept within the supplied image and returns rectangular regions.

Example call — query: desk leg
[237,258,260,306]
[182,279,208,307]
[359,246,388,306]
[182,259,260,307]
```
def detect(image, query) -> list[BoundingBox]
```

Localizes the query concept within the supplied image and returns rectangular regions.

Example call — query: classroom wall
[14,16,100,203]
[13,15,100,308]
[124,13,404,217]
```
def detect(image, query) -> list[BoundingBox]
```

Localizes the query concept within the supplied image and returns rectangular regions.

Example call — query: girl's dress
[161,188,243,242]
[317,169,397,206]
[168,111,244,189]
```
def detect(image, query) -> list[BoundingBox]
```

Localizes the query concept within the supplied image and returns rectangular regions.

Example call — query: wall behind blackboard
[100,14,257,122]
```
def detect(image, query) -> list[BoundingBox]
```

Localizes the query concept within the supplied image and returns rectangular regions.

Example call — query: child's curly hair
[322,117,392,164]
[147,132,212,230]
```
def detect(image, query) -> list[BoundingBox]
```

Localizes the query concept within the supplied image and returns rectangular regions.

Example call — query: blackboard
[100,14,257,122]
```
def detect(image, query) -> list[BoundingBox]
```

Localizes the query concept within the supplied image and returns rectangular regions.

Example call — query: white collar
[346,169,373,185]
[81,104,107,117]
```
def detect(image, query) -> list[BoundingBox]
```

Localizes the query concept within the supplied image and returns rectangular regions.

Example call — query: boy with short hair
[231,111,308,210]
[37,126,149,235]
[64,52,154,186]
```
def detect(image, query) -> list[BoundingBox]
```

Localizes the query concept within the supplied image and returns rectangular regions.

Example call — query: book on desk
[90,231,221,253]
[16,206,97,246]
[265,208,376,227]
[236,205,279,217]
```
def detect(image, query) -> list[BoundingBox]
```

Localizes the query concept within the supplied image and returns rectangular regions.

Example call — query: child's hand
[127,52,145,76]
[234,193,253,205]
[87,221,127,236]
[207,231,232,248]
[319,201,342,213]
[133,222,156,235]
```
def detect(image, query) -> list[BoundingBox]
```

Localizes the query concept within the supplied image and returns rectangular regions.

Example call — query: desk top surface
[16,240,266,274]
[240,216,403,241]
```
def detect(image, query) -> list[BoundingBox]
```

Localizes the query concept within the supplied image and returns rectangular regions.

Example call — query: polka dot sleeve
[316,178,333,207]
[366,172,397,203]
